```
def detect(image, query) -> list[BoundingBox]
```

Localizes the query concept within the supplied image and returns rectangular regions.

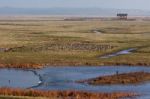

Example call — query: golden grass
[0,17,149,68]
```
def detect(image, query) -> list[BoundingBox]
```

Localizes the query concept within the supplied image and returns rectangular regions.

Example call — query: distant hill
[0,7,149,16]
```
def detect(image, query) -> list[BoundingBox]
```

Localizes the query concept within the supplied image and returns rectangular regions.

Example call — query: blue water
[0,66,150,99]
[36,66,150,93]
[0,69,40,88]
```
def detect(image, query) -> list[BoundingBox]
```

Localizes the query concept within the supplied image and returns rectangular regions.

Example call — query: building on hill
[117,13,128,20]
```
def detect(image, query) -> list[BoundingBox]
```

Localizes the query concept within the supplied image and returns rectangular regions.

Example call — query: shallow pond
[0,66,150,99]
[0,69,40,88]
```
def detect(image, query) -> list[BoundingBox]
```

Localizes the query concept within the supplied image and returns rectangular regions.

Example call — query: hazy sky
[0,0,150,10]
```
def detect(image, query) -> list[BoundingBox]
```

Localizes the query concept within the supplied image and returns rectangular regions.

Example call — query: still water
[0,66,150,99]
[0,69,40,88]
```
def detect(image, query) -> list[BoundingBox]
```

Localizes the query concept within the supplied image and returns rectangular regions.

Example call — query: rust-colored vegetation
[78,71,150,85]
[0,87,136,99]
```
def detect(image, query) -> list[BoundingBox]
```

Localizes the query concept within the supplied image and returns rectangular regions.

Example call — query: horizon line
[0,7,149,11]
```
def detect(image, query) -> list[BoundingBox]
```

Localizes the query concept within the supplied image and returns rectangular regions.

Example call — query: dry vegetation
[0,87,136,99]
[0,16,149,68]
[78,71,150,85]
[0,96,49,99]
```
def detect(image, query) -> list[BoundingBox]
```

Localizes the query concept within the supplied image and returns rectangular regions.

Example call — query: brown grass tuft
[0,87,136,99]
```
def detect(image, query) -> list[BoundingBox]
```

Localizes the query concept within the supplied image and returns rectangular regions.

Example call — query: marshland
[0,16,150,99]
[0,17,149,68]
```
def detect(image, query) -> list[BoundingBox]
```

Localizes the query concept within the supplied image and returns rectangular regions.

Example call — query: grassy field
[0,17,149,68]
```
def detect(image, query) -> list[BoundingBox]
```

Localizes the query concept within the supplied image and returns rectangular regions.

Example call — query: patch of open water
[0,66,150,99]
[0,69,40,88]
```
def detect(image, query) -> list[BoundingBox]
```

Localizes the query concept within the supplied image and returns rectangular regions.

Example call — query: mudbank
[78,71,150,85]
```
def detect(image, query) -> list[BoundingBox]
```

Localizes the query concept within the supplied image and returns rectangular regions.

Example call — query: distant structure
[117,13,128,20]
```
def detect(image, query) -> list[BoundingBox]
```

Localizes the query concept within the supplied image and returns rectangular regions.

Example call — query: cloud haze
[0,0,150,10]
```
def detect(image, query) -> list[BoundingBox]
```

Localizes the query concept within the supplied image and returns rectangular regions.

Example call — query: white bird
[38,81,42,84]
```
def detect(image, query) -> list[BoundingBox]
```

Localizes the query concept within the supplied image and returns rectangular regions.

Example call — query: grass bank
[78,71,150,85]
[0,87,136,99]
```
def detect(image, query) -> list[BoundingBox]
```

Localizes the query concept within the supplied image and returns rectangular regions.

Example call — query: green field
[0,17,149,68]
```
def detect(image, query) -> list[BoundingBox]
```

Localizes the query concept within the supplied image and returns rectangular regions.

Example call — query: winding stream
[100,48,136,58]
[0,66,150,99]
